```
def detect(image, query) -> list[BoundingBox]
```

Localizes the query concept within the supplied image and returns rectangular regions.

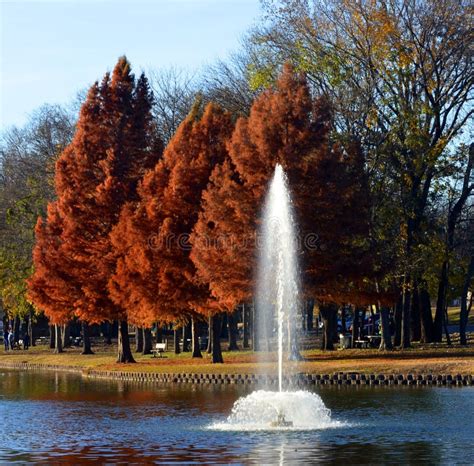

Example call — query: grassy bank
[1,344,473,375]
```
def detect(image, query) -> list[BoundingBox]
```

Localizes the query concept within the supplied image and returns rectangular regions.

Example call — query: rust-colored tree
[192,64,325,354]
[191,159,253,310]
[27,202,75,353]
[192,64,375,352]
[192,65,323,311]
[305,140,375,349]
[109,102,233,362]
[51,57,162,362]
[27,202,95,355]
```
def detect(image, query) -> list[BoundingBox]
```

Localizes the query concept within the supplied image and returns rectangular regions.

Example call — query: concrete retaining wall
[84,370,473,386]
[0,361,82,374]
[1,361,471,387]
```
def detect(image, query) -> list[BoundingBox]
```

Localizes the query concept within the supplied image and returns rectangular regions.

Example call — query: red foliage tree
[109,102,233,362]
[190,159,254,310]
[27,203,76,351]
[47,57,161,362]
[192,64,324,311]
[192,64,374,351]
[27,202,96,355]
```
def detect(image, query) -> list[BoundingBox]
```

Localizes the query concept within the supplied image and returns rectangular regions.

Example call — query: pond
[0,369,473,464]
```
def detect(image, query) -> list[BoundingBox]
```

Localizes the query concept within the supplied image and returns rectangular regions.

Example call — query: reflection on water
[0,369,473,464]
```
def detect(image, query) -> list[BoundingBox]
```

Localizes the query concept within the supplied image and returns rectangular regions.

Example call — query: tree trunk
[379,306,393,350]
[135,326,143,353]
[28,310,35,347]
[435,148,473,342]
[358,307,365,339]
[419,285,434,343]
[410,283,421,342]
[13,316,20,344]
[142,328,152,355]
[62,323,71,348]
[443,307,452,345]
[401,281,411,348]
[101,322,113,345]
[306,299,314,331]
[173,328,181,354]
[227,311,239,351]
[104,322,112,345]
[288,311,303,360]
[220,313,229,339]
[394,296,402,347]
[434,261,448,342]
[460,255,474,345]
[182,322,191,352]
[301,305,307,332]
[54,324,63,354]
[251,302,260,351]
[340,306,347,334]
[207,316,212,353]
[117,320,135,363]
[49,324,55,349]
[191,317,202,358]
[352,307,359,343]
[81,321,94,354]
[242,303,250,349]
[156,324,163,343]
[319,303,337,350]
[211,314,224,363]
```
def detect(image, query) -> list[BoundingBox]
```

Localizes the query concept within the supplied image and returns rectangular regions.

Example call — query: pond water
[0,369,473,464]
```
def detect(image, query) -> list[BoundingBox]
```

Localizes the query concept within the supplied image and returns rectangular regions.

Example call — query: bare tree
[148,67,197,143]
[200,44,260,116]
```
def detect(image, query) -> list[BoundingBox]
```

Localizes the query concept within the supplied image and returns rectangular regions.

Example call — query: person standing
[23,332,30,350]
[8,329,14,350]
[3,328,9,351]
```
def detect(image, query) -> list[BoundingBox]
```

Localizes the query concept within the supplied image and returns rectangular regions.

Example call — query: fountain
[256,163,302,389]
[210,165,336,431]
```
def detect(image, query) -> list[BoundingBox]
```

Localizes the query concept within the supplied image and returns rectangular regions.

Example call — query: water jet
[211,165,336,431]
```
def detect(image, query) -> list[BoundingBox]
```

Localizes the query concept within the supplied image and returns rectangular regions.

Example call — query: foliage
[109,101,234,326]
[28,57,162,325]
[0,105,75,318]
[192,64,374,309]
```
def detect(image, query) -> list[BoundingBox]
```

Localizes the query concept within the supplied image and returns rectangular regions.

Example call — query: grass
[1,343,473,375]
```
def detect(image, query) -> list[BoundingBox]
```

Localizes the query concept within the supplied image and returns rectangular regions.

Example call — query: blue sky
[0,0,261,128]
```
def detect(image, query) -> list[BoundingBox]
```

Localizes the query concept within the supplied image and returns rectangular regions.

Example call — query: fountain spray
[210,165,335,431]
[256,164,300,392]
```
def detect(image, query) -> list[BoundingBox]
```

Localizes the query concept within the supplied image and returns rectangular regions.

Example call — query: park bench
[151,342,167,358]
[35,336,48,345]
[354,339,369,349]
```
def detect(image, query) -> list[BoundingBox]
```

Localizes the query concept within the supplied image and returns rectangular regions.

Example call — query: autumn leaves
[28,58,371,362]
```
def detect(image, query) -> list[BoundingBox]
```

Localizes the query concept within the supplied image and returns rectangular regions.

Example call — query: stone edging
[85,370,473,386]
[1,361,472,387]
[0,361,83,374]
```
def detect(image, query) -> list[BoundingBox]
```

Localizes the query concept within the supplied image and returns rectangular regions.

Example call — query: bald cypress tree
[192,64,374,352]
[109,102,233,362]
[27,202,76,329]
[190,159,254,310]
[192,64,321,305]
[51,57,161,362]
[28,202,95,354]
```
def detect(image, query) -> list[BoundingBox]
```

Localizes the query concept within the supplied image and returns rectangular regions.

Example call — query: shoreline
[1,360,472,387]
